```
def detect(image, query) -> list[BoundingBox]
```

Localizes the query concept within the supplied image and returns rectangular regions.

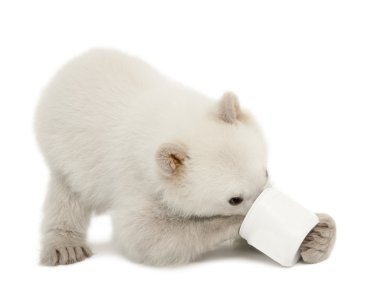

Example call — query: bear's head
[155,92,269,217]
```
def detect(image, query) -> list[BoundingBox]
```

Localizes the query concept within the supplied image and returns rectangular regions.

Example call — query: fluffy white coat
[35,49,335,266]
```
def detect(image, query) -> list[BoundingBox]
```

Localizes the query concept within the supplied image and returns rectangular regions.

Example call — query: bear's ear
[156,142,188,176]
[217,91,248,124]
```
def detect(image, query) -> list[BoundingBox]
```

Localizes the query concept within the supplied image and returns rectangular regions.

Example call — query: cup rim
[239,187,275,237]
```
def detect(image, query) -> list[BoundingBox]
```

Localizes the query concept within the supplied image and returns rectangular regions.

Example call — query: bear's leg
[300,213,336,263]
[124,214,245,266]
[40,173,92,266]
[188,215,246,256]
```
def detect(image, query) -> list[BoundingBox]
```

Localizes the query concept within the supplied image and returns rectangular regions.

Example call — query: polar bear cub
[35,49,271,266]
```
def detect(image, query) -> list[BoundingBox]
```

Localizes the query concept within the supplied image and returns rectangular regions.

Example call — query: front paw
[300,213,336,264]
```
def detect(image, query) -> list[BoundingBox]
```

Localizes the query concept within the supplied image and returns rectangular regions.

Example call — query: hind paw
[41,244,92,266]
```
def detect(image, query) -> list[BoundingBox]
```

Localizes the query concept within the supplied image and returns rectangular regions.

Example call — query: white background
[0,0,379,289]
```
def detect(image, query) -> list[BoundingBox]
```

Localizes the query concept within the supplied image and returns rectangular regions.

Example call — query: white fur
[35,49,269,266]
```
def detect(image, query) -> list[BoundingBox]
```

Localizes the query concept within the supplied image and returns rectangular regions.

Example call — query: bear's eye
[229,197,243,206]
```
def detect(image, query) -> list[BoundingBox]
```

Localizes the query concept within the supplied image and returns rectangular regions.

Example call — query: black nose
[229,197,243,206]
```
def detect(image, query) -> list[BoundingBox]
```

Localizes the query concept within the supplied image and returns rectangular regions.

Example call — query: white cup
[239,187,319,267]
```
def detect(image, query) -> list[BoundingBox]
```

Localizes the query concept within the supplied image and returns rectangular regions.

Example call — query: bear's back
[35,49,212,211]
